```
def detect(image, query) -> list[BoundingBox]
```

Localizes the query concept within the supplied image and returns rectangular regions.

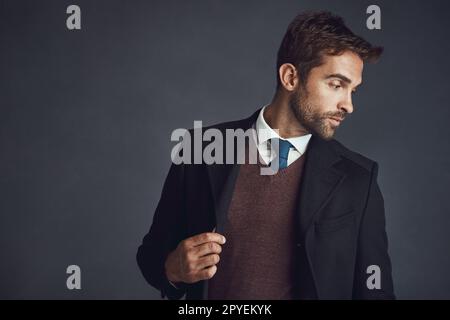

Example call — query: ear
[278,63,299,92]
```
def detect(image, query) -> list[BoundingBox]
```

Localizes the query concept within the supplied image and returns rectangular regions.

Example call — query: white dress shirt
[254,105,312,167]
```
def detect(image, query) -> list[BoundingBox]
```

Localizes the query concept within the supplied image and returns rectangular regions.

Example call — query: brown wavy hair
[276,11,383,89]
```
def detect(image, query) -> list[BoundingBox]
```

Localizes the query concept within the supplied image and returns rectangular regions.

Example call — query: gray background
[1,0,449,299]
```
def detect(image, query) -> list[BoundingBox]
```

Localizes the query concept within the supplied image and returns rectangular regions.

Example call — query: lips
[328,117,343,126]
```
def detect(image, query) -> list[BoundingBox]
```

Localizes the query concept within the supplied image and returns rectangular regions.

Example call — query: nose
[338,92,354,114]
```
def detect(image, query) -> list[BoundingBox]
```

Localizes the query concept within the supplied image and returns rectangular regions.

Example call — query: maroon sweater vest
[208,155,306,299]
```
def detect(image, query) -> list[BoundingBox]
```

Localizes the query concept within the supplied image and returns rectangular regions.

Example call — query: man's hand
[165,232,226,285]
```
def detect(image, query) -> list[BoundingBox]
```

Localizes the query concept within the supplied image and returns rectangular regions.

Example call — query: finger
[187,232,226,247]
[196,254,220,270]
[194,242,222,257]
[194,265,218,282]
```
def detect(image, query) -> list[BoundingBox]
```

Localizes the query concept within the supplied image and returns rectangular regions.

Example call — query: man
[137,11,395,300]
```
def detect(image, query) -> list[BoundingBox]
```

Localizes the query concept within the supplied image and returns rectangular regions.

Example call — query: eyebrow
[325,73,353,84]
[325,73,362,90]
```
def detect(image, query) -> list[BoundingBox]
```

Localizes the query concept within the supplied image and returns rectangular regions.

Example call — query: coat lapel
[297,135,347,299]
[206,109,260,234]
[202,109,259,299]
[297,135,346,236]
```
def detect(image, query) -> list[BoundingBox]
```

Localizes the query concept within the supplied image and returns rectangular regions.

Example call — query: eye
[329,82,341,90]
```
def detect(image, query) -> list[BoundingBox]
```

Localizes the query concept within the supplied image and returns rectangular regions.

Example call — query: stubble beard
[288,85,336,141]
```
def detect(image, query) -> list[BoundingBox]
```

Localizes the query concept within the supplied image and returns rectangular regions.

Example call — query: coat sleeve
[136,162,189,300]
[352,162,395,299]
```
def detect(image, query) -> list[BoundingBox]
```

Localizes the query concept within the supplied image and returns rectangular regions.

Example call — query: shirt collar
[255,105,312,155]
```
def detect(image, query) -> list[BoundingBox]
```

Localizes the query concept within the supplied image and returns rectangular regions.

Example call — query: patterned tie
[272,138,294,170]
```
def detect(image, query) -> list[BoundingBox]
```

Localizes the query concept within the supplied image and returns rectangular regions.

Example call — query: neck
[264,93,310,138]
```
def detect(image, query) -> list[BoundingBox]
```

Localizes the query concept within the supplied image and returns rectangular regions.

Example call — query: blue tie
[273,138,294,169]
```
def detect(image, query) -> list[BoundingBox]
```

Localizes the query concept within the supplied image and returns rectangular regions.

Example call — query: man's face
[289,50,364,140]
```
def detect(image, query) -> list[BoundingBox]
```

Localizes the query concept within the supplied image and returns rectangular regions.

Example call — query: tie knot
[273,138,293,160]
[270,138,294,170]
